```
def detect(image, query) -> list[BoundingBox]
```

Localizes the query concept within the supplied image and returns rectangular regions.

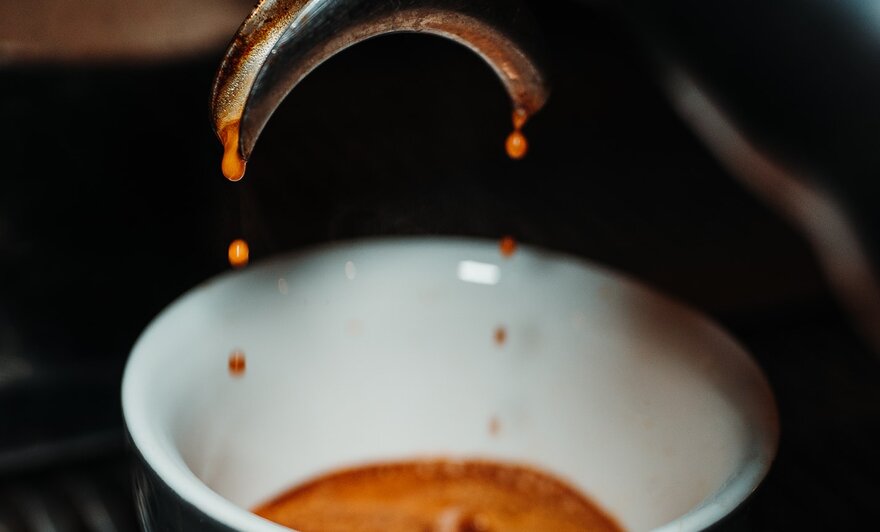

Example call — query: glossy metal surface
[211,0,549,160]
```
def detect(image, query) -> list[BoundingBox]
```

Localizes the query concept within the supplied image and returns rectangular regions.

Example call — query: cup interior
[123,238,778,531]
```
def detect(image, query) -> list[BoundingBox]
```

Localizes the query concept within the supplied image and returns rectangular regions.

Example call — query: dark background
[1,0,878,529]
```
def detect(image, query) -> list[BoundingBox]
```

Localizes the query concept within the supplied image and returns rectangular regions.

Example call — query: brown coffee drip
[505,108,529,160]
[488,417,501,437]
[220,121,246,182]
[499,235,517,258]
[228,239,249,268]
[253,459,622,532]
[493,327,507,346]
[228,350,246,376]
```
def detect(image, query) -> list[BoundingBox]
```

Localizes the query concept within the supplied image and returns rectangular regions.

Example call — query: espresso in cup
[123,239,778,532]
[254,459,621,532]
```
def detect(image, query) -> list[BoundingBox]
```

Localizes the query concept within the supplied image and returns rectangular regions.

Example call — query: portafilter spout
[210,0,549,180]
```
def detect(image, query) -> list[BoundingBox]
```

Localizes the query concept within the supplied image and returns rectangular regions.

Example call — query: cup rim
[122,236,779,531]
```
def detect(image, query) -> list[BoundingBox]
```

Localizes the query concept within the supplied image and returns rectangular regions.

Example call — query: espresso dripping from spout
[210,0,549,170]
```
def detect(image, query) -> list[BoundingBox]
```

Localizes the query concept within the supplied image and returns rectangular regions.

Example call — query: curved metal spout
[210,0,549,163]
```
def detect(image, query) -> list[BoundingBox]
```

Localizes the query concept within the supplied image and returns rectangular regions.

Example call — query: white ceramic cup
[122,237,778,531]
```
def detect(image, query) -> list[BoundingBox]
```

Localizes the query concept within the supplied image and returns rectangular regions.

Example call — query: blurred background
[1,0,878,530]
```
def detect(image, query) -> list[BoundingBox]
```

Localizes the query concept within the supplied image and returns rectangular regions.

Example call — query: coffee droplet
[220,121,246,181]
[499,236,517,258]
[505,130,528,160]
[494,326,507,346]
[489,416,501,436]
[228,239,249,268]
[512,108,528,130]
[228,350,246,376]
[505,108,529,160]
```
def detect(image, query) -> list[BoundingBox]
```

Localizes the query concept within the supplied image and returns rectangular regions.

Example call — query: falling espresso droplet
[499,236,517,258]
[505,130,528,160]
[494,326,507,346]
[512,108,528,130]
[220,121,246,181]
[489,416,501,436]
[228,350,246,376]
[228,239,249,268]
[505,108,529,160]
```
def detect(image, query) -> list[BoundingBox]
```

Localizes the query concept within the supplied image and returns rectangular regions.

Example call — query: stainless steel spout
[210,0,549,163]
